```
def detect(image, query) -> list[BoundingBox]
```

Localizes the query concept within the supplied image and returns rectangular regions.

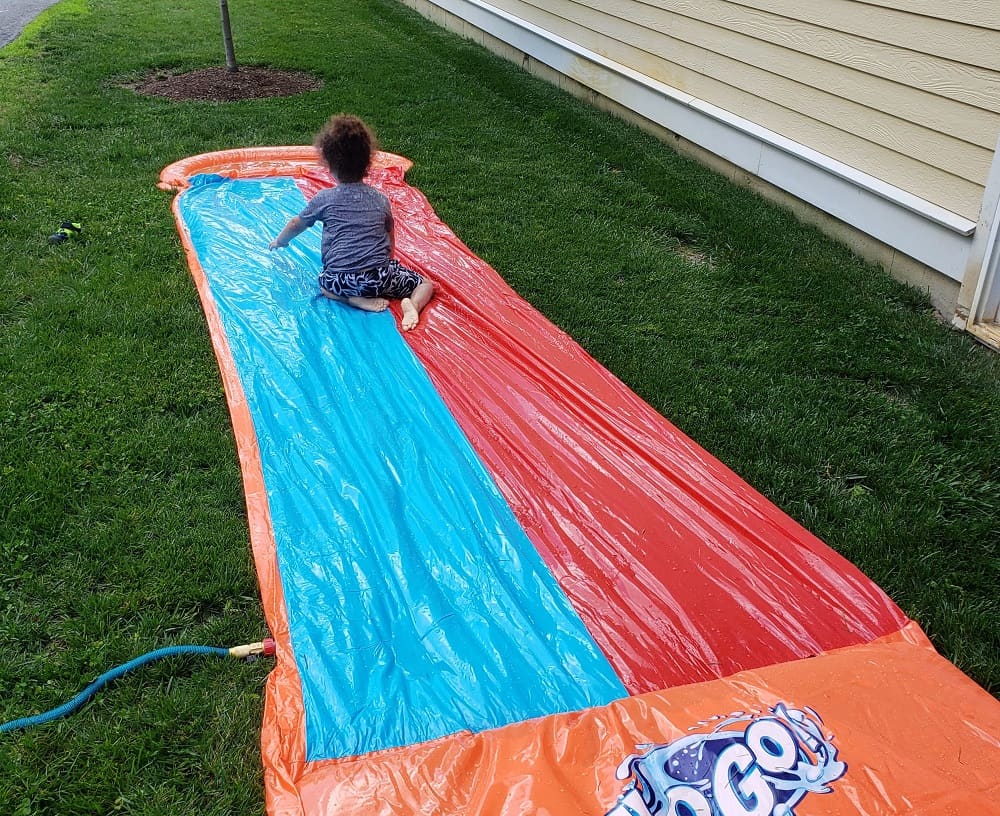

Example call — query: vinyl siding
[483,0,1000,221]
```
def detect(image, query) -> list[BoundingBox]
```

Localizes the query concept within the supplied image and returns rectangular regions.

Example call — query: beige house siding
[481,0,1000,222]
[403,0,1000,335]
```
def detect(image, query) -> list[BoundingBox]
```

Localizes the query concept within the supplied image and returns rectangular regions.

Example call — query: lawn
[1,0,998,812]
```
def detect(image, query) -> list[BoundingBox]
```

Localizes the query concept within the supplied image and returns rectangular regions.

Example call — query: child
[269,114,434,331]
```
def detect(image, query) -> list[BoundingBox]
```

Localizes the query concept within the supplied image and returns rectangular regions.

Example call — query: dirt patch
[674,241,715,269]
[125,66,323,102]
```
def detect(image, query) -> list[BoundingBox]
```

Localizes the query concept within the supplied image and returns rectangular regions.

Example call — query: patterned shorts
[320,259,423,300]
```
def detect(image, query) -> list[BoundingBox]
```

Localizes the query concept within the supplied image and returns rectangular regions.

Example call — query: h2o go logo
[606,703,847,816]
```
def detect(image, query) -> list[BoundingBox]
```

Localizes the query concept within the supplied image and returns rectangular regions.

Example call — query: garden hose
[0,639,276,733]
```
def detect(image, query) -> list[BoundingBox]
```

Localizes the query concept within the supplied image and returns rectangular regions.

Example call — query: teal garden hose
[1,639,275,733]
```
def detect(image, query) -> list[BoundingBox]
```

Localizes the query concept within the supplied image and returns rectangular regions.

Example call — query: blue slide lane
[178,176,626,761]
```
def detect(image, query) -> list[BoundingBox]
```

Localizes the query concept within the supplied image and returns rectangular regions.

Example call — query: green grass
[1,0,998,811]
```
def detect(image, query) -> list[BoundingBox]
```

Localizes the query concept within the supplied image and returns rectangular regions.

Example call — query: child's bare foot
[348,296,389,312]
[400,298,421,331]
[400,281,435,331]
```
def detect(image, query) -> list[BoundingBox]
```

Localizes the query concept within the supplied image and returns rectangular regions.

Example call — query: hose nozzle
[228,638,277,659]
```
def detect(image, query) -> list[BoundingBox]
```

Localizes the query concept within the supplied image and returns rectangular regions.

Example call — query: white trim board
[963,134,1000,329]
[428,0,977,282]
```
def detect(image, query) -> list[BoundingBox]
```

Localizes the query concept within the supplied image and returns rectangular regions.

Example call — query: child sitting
[269,114,434,331]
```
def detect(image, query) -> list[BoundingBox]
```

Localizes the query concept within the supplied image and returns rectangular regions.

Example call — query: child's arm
[386,211,396,258]
[269,216,308,250]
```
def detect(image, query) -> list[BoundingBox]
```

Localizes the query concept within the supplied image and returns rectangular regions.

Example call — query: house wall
[477,0,1000,223]
[401,0,1000,319]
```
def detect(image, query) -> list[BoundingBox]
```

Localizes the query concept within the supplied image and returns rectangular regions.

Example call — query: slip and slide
[161,148,1000,816]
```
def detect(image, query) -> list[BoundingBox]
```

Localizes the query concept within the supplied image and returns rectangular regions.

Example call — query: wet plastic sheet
[162,149,1000,816]
[176,174,625,760]
[294,168,907,693]
[290,624,1000,816]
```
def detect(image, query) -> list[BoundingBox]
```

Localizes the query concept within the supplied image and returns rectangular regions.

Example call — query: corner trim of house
[425,0,976,283]
[957,135,1000,345]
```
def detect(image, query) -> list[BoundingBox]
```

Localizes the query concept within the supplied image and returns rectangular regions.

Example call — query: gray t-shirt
[299,182,392,277]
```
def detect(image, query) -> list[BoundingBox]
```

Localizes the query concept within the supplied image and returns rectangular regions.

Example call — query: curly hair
[314,114,378,183]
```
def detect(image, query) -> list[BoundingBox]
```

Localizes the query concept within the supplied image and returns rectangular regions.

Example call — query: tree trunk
[220,0,237,72]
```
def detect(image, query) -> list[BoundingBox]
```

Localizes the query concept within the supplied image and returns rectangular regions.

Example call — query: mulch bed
[126,66,323,102]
